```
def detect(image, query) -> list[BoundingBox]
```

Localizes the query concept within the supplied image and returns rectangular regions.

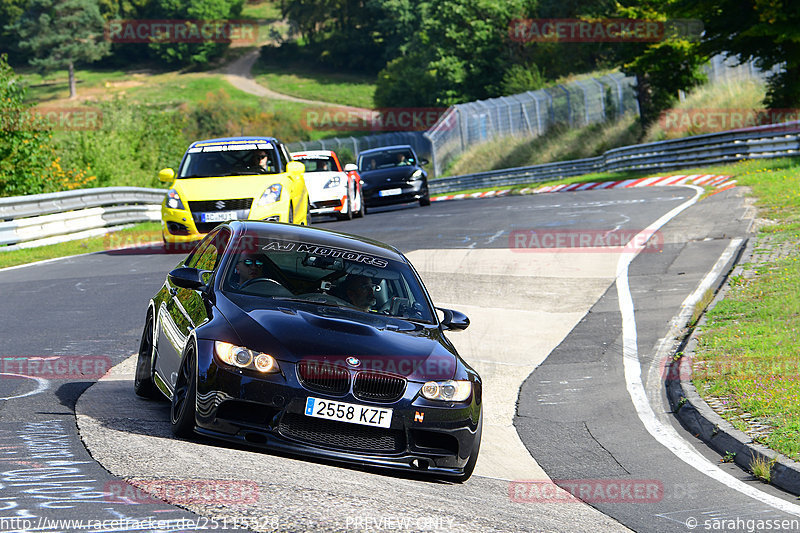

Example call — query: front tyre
[170,345,197,437]
[134,313,161,399]
[419,188,431,207]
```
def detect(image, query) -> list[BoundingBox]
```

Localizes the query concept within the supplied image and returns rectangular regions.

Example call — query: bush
[54,100,189,188]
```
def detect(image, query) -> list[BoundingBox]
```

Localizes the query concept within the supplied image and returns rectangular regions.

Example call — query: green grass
[0,222,163,269]
[687,158,800,460]
[443,114,641,177]
[241,0,281,21]
[252,63,376,109]
[644,77,767,142]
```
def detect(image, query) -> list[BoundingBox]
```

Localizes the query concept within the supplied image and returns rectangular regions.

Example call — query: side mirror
[286,161,305,175]
[158,168,176,183]
[168,267,207,290]
[344,163,357,172]
[438,308,470,331]
[419,158,429,166]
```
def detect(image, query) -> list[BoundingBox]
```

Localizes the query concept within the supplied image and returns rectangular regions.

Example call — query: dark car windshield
[222,231,435,323]
[358,149,415,172]
[179,144,280,177]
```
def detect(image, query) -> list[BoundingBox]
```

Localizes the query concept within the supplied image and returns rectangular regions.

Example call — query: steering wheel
[240,277,283,289]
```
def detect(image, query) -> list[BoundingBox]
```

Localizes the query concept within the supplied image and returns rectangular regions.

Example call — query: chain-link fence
[287,56,777,178]
[704,54,782,84]
[424,72,639,176]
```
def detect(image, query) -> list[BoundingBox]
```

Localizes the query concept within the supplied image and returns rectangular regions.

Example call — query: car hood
[224,302,457,381]
[174,174,290,201]
[359,167,419,187]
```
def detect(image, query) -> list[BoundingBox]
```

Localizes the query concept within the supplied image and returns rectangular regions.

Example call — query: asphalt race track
[3,186,799,532]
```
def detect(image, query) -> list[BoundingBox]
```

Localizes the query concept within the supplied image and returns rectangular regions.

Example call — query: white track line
[616,185,800,516]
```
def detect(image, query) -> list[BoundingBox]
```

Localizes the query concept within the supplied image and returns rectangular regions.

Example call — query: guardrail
[429,120,800,194]
[0,187,165,251]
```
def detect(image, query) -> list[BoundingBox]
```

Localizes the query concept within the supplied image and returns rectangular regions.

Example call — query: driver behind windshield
[336,274,376,311]
[233,253,266,287]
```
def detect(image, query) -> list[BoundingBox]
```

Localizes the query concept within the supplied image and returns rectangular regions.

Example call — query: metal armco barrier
[428,121,800,194]
[0,187,165,251]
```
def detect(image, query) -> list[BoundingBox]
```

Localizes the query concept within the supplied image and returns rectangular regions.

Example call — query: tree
[375,0,533,106]
[679,0,800,108]
[10,0,110,99]
[611,2,707,129]
[146,0,243,66]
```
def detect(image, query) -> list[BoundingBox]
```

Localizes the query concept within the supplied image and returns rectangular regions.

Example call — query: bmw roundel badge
[346,357,361,367]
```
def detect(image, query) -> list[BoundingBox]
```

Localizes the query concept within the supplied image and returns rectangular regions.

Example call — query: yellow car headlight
[166,189,185,210]
[256,184,282,206]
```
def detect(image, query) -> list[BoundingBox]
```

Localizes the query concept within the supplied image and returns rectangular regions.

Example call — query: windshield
[358,149,415,172]
[295,156,336,173]
[222,232,435,323]
[179,144,280,177]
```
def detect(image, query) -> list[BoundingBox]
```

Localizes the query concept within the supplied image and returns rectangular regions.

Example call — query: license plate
[379,188,402,197]
[201,211,237,223]
[305,397,392,428]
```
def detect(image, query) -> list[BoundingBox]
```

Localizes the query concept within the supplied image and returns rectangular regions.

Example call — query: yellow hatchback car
[160,137,310,245]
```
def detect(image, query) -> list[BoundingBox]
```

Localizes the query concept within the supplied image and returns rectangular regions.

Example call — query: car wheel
[170,344,197,437]
[456,416,482,483]
[354,190,366,218]
[134,312,161,399]
[337,193,353,220]
[288,202,294,224]
[419,189,431,207]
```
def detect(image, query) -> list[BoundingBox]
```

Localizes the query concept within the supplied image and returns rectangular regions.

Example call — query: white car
[291,150,365,220]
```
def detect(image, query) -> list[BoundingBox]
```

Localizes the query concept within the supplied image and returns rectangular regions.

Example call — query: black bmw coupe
[134,220,482,481]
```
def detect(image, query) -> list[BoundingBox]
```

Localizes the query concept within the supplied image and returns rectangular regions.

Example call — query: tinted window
[358,148,415,171]
[179,145,279,177]
[222,231,434,323]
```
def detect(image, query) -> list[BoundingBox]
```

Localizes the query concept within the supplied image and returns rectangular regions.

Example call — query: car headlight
[323,176,342,189]
[409,169,423,181]
[166,189,185,210]
[256,184,282,206]
[214,341,279,373]
[420,380,471,402]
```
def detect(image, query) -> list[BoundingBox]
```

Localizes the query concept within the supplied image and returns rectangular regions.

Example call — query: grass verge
[0,222,163,270]
[687,158,800,461]
[252,63,376,109]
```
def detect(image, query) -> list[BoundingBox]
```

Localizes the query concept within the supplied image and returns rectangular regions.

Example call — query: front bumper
[193,341,481,477]
[309,191,347,215]
[161,199,290,243]
[364,181,427,207]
